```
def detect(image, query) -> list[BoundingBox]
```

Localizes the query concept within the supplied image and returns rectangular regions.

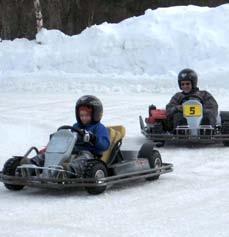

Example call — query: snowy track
[0,91,229,237]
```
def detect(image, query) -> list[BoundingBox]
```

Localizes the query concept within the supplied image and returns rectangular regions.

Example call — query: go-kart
[0,125,173,195]
[140,96,229,146]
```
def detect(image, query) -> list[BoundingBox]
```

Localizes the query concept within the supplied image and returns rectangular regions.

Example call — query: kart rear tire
[84,160,108,195]
[220,113,229,146]
[138,143,162,181]
[223,141,229,147]
[222,121,229,146]
[221,124,229,146]
[2,157,24,191]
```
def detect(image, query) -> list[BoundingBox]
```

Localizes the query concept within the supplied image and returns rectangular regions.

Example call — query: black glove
[169,105,182,115]
[81,130,97,145]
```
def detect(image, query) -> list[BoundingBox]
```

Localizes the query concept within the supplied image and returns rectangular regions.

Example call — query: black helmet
[178,68,198,89]
[75,95,103,124]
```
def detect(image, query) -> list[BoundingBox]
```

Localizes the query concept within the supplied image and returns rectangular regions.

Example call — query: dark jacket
[166,88,218,120]
[73,122,110,156]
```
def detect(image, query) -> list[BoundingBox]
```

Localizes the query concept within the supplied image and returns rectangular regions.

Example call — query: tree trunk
[34,0,43,33]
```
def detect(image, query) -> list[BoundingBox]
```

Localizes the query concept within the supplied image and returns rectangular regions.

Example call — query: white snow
[0,4,229,237]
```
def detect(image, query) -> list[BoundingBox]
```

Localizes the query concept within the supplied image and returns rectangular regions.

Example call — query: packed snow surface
[0,4,229,237]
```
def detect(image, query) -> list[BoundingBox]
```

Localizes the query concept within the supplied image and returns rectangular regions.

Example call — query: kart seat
[101,125,126,163]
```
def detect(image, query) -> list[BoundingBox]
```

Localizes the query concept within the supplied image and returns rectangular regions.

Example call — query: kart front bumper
[141,128,229,143]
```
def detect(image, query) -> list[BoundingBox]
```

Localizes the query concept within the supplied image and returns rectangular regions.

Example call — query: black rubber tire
[223,142,229,146]
[2,157,24,191]
[220,119,229,146]
[84,160,108,195]
[138,143,162,181]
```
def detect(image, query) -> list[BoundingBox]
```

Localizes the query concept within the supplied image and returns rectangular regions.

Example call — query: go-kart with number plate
[140,97,229,147]
[0,125,173,195]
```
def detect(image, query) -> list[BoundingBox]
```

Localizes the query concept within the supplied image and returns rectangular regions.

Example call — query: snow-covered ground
[0,4,229,237]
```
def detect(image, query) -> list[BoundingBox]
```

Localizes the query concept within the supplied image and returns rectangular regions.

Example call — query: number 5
[190,106,195,115]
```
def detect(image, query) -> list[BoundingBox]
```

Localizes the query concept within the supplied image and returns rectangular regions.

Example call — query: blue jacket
[73,122,110,156]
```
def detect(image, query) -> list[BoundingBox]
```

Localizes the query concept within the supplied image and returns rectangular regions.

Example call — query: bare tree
[33,0,43,32]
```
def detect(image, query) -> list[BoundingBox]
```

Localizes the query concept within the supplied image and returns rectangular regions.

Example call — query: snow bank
[0,4,229,77]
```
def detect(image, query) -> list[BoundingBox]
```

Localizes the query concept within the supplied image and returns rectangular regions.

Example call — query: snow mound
[0,4,229,76]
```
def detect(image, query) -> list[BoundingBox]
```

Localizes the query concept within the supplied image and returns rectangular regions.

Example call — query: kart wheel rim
[95,169,105,179]
[154,158,162,168]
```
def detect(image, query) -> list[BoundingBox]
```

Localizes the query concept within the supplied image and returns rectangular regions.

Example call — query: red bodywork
[146,109,167,124]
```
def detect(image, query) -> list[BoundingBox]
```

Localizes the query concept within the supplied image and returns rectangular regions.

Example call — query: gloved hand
[168,105,183,116]
[81,130,97,145]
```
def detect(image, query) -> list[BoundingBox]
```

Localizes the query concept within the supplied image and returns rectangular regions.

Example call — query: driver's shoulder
[86,122,106,132]
[196,90,213,97]
[93,122,107,131]
[171,92,183,99]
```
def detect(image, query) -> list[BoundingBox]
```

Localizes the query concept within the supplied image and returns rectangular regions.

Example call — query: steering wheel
[180,94,203,105]
[57,125,84,136]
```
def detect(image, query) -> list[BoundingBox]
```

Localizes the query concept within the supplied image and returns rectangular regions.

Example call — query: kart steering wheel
[57,125,84,136]
[180,94,203,105]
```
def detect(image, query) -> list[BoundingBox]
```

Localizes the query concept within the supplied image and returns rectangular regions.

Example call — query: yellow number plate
[183,104,202,117]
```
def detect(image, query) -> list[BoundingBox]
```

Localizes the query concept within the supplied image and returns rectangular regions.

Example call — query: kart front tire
[84,160,108,195]
[146,150,162,181]
[138,143,162,181]
[2,157,24,191]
